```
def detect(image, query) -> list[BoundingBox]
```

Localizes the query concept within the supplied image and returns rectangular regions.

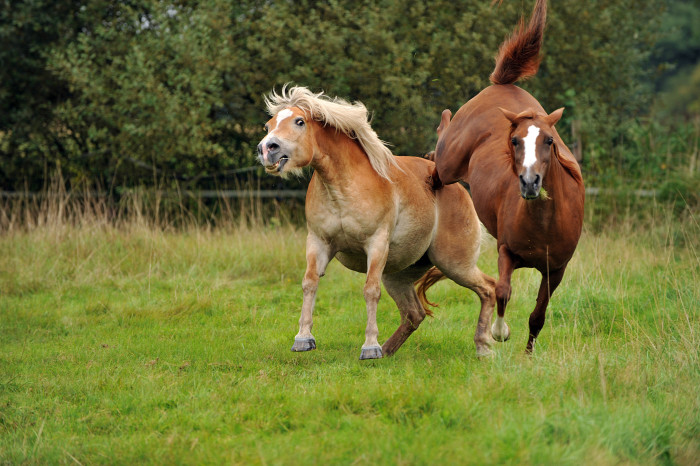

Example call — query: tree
[1,0,667,190]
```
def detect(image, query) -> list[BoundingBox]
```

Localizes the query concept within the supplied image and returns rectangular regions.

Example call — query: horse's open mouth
[265,156,289,173]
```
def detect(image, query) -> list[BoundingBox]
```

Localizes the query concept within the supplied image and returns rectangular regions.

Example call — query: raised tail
[490,0,547,85]
[415,267,447,316]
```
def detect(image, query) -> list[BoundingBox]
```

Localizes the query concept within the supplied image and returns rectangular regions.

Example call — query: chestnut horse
[430,0,584,352]
[257,86,496,359]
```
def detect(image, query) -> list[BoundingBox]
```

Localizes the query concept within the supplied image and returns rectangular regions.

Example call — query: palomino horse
[430,0,585,352]
[257,86,496,359]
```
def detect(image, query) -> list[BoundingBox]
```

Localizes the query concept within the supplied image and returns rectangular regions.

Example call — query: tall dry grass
[0,175,304,235]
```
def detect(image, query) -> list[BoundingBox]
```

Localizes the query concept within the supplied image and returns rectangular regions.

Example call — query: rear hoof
[476,347,494,358]
[492,319,511,342]
[359,345,383,360]
[291,337,316,352]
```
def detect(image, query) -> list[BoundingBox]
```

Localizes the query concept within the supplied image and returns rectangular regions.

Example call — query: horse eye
[511,137,518,146]
[545,136,553,145]
[295,118,305,127]
[264,125,269,132]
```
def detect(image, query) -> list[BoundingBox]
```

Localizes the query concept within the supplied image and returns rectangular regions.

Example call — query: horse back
[435,85,543,185]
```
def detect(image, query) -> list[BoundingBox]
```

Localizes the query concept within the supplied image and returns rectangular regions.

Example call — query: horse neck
[530,153,575,215]
[310,125,385,192]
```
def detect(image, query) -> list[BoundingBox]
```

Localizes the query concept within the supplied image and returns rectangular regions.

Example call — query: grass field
[1,199,699,464]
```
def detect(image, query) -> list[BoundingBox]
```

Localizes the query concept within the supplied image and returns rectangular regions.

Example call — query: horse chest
[501,212,577,270]
[308,201,389,251]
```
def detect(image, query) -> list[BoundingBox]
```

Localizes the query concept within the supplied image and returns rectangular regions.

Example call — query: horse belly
[383,216,434,274]
[334,220,433,275]
[336,251,369,273]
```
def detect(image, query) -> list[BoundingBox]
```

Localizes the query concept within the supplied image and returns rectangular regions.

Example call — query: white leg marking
[493,316,506,335]
[492,315,510,341]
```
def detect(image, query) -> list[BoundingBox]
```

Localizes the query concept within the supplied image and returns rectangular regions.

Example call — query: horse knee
[302,277,318,295]
[495,281,511,304]
[363,283,381,303]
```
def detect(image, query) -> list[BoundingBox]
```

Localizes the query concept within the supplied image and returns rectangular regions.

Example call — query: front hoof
[476,347,495,358]
[291,337,316,352]
[359,345,383,360]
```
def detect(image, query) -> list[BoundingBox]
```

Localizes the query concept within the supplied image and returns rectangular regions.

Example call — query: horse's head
[257,107,314,177]
[500,106,564,200]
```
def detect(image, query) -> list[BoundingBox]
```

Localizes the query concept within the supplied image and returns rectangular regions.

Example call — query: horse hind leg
[429,258,497,357]
[449,266,497,357]
[526,267,566,353]
[380,270,431,357]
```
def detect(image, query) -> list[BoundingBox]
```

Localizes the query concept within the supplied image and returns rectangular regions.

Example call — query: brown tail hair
[490,0,547,85]
[415,267,447,316]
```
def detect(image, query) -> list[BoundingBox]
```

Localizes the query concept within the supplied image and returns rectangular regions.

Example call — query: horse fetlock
[476,345,495,358]
[474,334,495,358]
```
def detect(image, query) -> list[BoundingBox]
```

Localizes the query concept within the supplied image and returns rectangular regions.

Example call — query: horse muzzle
[257,137,290,174]
[519,173,541,199]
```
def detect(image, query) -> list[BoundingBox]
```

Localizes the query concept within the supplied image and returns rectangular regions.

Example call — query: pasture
[1,199,698,464]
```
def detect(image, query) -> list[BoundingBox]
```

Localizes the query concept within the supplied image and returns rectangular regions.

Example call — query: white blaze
[523,125,540,168]
[260,108,294,160]
[276,108,293,125]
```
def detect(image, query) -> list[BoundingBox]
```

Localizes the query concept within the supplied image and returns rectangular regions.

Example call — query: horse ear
[546,107,565,126]
[437,109,452,138]
[499,107,519,124]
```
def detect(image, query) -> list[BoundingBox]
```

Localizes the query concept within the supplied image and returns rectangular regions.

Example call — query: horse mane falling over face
[258,85,398,180]
[257,85,498,359]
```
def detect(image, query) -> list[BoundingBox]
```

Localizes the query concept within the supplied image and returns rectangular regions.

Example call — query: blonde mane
[264,85,399,181]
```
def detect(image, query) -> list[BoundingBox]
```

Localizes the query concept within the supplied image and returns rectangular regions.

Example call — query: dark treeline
[1,0,698,193]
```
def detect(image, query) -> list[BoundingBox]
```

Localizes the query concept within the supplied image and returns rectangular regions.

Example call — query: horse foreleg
[360,238,390,360]
[380,270,429,357]
[526,267,565,353]
[292,235,333,352]
[493,245,517,342]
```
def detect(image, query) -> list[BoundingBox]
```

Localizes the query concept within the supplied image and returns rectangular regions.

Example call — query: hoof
[476,347,495,358]
[291,337,316,352]
[359,346,383,360]
[492,320,511,342]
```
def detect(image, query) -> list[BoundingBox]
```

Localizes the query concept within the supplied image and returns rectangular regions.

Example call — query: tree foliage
[0,0,677,190]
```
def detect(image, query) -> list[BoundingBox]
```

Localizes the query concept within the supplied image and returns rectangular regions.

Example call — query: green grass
[1,210,699,464]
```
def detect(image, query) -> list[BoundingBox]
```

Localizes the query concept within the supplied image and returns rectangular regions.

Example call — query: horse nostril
[519,175,527,187]
[257,143,262,155]
[267,142,279,153]
[534,174,540,185]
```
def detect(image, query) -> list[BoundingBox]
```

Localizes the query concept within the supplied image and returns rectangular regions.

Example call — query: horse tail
[415,267,447,316]
[490,0,547,85]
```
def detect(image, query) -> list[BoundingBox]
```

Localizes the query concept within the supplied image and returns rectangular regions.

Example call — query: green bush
[1,0,669,191]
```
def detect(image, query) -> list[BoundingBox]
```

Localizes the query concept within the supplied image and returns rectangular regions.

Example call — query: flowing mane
[265,85,399,180]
